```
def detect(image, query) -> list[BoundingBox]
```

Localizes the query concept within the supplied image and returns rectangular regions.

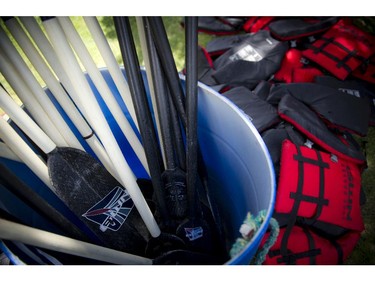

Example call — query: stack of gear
[192,16,375,265]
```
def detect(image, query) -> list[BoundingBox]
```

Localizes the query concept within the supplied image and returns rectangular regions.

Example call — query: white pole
[0,218,152,265]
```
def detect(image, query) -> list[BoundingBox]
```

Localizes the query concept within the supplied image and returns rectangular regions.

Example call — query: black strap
[309,36,367,74]
[329,238,344,264]
[276,144,329,264]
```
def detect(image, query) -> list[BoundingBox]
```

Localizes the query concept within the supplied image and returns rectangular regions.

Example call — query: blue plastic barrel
[0,69,276,265]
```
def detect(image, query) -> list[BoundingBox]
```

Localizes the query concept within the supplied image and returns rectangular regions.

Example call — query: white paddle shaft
[43,17,160,237]
[0,52,65,149]
[0,116,54,191]
[83,16,139,130]
[6,17,118,179]
[18,17,86,114]
[0,218,152,265]
[0,141,21,162]
[0,86,56,154]
[58,17,149,175]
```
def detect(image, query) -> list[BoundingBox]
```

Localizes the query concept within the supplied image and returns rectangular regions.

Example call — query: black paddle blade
[47,147,147,255]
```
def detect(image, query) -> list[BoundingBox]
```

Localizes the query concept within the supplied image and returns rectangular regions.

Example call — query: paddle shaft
[113,16,170,225]
[0,218,152,265]
[41,17,160,237]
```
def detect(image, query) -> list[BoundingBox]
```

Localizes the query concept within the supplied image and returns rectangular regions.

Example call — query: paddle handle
[42,17,160,237]
[0,218,152,265]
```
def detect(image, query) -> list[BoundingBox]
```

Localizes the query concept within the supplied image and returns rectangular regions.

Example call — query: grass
[0,16,374,265]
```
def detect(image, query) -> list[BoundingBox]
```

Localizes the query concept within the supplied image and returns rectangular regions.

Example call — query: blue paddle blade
[47,147,148,255]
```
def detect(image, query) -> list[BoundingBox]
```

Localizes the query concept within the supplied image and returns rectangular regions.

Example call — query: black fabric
[206,33,253,57]
[269,17,339,41]
[212,30,288,89]
[268,83,371,136]
[261,123,304,177]
[195,46,217,86]
[222,86,281,133]
[277,93,366,164]
[252,80,272,101]
[47,147,148,255]
[186,17,242,35]
[315,75,375,127]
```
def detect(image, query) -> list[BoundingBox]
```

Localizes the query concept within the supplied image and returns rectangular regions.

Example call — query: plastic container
[0,69,276,265]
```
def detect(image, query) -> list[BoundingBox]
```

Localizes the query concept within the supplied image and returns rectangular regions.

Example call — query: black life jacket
[206,34,253,58]
[212,30,288,89]
[221,86,281,133]
[268,83,371,136]
[276,93,366,165]
[302,19,375,80]
[252,80,272,101]
[315,75,375,127]
[269,17,339,41]
[185,17,244,35]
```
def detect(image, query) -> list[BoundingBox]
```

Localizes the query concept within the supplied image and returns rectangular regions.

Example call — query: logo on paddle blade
[82,186,133,232]
[184,226,203,241]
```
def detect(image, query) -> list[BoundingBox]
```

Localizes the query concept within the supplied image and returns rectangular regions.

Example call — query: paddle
[114,17,189,257]
[0,20,82,150]
[0,85,148,256]
[0,217,223,265]
[174,17,214,254]
[0,217,151,265]
[147,17,187,128]
[40,16,160,238]
[56,17,149,176]
[4,16,117,179]
[140,17,188,220]
[0,163,91,243]
[83,16,139,132]
[113,16,169,226]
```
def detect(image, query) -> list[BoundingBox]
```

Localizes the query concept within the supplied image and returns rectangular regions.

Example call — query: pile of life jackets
[187,16,375,265]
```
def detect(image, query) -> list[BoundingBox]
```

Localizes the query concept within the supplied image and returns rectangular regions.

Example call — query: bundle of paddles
[185,16,375,265]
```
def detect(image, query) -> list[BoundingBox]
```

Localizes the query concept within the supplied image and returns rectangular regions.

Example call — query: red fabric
[302,19,375,80]
[273,49,323,83]
[242,17,274,33]
[275,139,364,231]
[261,226,361,265]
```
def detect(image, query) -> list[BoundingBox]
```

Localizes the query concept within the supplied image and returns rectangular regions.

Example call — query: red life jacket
[273,49,323,83]
[302,19,375,80]
[242,17,275,33]
[275,139,364,232]
[261,226,361,265]
[352,55,375,84]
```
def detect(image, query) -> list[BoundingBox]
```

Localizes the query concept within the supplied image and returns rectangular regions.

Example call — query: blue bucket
[0,69,276,265]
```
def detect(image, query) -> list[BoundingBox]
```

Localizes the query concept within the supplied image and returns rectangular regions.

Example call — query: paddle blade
[47,147,147,255]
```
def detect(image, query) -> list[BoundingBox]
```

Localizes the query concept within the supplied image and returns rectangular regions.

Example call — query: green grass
[0,16,374,265]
